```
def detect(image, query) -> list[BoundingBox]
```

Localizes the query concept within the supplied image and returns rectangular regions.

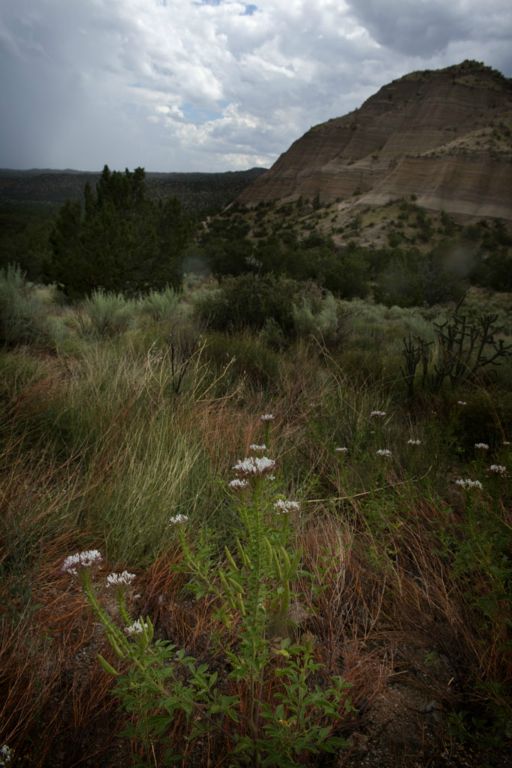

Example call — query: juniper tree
[46,166,192,298]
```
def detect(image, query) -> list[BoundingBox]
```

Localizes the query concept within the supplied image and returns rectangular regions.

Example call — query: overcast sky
[1,0,511,172]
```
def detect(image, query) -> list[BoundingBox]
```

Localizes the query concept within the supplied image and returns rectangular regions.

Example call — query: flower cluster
[370,410,386,418]
[457,400,467,406]
[474,442,489,451]
[455,478,483,490]
[407,438,422,446]
[125,619,149,636]
[169,514,188,525]
[260,414,274,422]
[274,500,300,514]
[335,446,348,454]
[489,464,507,475]
[232,456,276,476]
[62,549,102,575]
[249,443,267,453]
[376,448,392,458]
[229,478,249,490]
[106,571,136,587]
[0,745,13,766]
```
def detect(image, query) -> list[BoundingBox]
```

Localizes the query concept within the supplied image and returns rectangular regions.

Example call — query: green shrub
[473,249,512,291]
[194,274,305,334]
[138,286,180,323]
[203,332,280,389]
[259,317,287,350]
[292,293,343,345]
[0,264,47,346]
[79,290,135,338]
[374,247,467,307]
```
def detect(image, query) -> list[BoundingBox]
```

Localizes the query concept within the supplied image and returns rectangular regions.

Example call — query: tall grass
[84,407,217,563]
[1,282,511,766]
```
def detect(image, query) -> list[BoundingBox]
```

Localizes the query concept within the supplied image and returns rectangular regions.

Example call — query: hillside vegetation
[0,155,511,767]
[1,258,511,766]
[0,166,265,285]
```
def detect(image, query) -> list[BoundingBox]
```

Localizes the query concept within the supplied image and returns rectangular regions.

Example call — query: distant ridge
[0,167,267,213]
[238,60,512,221]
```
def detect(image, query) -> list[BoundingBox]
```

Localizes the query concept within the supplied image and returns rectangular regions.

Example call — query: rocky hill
[238,61,512,222]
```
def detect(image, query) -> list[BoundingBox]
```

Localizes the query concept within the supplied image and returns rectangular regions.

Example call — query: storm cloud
[1,0,511,171]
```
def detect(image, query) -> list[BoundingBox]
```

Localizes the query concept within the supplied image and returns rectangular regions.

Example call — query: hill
[238,60,512,223]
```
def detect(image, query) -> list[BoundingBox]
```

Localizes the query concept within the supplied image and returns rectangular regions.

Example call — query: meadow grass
[0,278,511,766]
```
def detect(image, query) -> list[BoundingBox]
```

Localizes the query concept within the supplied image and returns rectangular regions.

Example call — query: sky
[1,0,511,172]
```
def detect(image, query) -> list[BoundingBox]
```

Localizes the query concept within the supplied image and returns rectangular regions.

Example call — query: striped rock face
[238,62,512,223]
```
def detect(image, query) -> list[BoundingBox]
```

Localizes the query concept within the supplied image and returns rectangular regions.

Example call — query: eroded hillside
[238,61,512,222]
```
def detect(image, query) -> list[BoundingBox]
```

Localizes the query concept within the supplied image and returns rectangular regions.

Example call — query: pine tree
[46,166,191,297]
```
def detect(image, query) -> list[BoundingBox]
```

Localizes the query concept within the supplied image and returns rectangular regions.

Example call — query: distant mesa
[238,60,512,222]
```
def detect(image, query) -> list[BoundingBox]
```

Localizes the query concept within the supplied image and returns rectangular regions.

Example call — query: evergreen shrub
[0,264,47,346]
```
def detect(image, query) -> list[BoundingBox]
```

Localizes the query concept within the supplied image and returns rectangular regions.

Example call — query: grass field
[1,271,511,767]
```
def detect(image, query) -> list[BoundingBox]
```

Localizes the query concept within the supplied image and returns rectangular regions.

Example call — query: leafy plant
[179,441,352,765]
[235,640,351,767]
[79,566,238,766]
[73,432,352,766]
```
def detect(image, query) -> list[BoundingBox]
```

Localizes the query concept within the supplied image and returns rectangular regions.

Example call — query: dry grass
[0,536,121,765]
[1,296,511,766]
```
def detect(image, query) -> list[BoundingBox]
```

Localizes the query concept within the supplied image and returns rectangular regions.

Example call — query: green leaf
[97,654,119,677]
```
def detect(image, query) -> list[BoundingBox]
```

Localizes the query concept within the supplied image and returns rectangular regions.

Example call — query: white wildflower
[232,456,276,476]
[249,444,267,452]
[474,443,489,451]
[504,440,510,446]
[457,400,467,406]
[260,413,275,422]
[106,571,136,588]
[407,438,422,446]
[245,254,263,269]
[489,464,507,475]
[335,446,348,453]
[169,514,188,525]
[124,619,149,636]
[62,549,102,576]
[370,410,386,418]
[0,745,13,765]
[455,478,483,490]
[376,449,392,457]
[266,474,276,481]
[229,478,249,490]
[274,500,300,514]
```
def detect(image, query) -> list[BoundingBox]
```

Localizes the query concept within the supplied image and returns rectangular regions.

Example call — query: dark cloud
[345,0,470,56]
[345,0,512,57]
[0,0,511,171]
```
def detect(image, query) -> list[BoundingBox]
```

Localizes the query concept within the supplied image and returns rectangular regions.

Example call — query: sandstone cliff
[238,61,512,221]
